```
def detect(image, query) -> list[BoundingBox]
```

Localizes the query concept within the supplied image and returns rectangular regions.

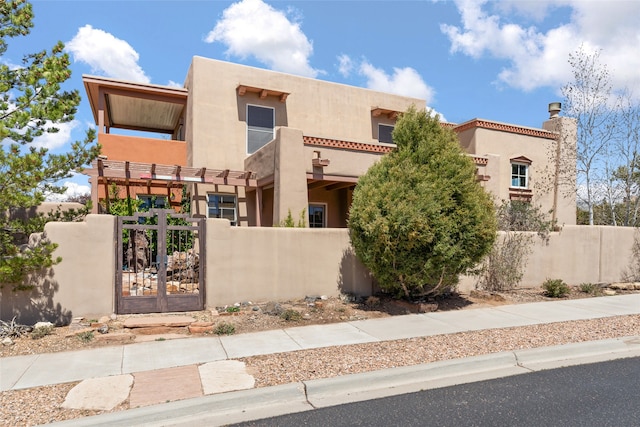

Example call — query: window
[511,163,529,188]
[247,105,274,154]
[378,124,394,144]
[137,195,167,211]
[308,204,326,228]
[207,194,237,225]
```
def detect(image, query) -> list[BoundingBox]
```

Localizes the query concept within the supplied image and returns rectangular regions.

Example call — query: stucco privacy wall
[205,219,375,307]
[458,225,636,292]
[2,217,636,323]
[0,215,115,325]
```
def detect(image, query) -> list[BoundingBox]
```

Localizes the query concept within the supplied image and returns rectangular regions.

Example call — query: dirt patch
[2,285,638,358]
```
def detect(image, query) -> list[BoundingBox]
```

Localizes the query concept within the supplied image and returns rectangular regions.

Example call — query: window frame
[510,162,529,189]
[137,194,167,211]
[378,123,395,144]
[207,193,238,226]
[308,203,327,228]
[246,104,275,155]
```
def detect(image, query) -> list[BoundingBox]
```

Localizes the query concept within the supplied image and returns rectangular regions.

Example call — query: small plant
[226,306,240,313]
[213,322,235,335]
[280,309,302,321]
[155,337,166,341]
[31,325,54,340]
[0,317,32,338]
[276,208,307,227]
[580,283,601,295]
[77,330,94,343]
[365,296,381,308]
[543,279,570,298]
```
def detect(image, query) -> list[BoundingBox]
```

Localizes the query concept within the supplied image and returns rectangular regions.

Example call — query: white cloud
[337,54,353,77]
[359,61,435,105]
[166,80,184,88]
[45,180,91,202]
[204,0,319,78]
[66,25,150,83]
[32,120,79,151]
[441,0,640,95]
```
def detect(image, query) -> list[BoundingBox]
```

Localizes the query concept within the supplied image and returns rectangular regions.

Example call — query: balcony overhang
[83,75,188,134]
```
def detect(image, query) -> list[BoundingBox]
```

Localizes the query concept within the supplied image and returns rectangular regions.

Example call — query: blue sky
[6,0,640,199]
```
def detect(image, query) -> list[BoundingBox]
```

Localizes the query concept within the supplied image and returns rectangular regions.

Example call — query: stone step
[122,316,196,329]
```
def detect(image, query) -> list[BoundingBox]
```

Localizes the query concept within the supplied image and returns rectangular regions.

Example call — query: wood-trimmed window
[137,195,167,210]
[207,194,237,225]
[511,163,529,188]
[247,104,274,154]
[378,124,394,144]
[308,204,326,228]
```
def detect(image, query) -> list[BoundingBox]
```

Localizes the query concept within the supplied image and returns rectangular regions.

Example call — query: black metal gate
[115,209,205,314]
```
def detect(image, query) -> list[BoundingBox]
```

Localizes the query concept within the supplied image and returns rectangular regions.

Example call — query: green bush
[280,309,302,321]
[225,306,240,313]
[543,279,570,298]
[349,106,497,298]
[213,322,235,335]
[30,325,54,340]
[77,330,94,343]
[579,282,600,295]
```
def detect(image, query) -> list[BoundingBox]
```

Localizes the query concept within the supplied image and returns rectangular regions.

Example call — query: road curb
[50,336,640,426]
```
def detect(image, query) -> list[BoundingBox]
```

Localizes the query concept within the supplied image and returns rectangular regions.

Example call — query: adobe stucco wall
[458,225,636,292]
[2,217,635,324]
[0,215,115,325]
[204,219,375,307]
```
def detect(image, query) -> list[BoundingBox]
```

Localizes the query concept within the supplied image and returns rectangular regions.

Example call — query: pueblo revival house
[82,57,576,227]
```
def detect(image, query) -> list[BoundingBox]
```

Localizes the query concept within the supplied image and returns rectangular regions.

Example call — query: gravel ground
[1,288,639,426]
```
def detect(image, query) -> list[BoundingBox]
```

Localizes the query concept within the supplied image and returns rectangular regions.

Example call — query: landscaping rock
[609,282,640,291]
[123,316,195,328]
[33,321,54,329]
[93,333,136,344]
[263,301,283,316]
[188,321,214,334]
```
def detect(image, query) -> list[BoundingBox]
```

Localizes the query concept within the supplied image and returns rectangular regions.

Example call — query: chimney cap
[548,102,562,118]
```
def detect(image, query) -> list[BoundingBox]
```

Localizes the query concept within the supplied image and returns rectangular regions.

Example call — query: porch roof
[84,159,258,188]
[83,75,188,134]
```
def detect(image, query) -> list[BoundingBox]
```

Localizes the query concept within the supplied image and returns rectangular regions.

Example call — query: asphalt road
[232,356,640,427]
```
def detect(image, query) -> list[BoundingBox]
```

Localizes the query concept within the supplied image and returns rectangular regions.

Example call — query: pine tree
[348,106,496,298]
[0,0,99,289]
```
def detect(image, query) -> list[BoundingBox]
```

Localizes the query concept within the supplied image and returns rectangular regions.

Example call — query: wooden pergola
[84,158,263,225]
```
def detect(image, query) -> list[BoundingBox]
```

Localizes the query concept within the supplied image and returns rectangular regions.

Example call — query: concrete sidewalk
[2,294,640,425]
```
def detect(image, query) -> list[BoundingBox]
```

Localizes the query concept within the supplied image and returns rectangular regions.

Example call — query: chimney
[548,102,561,119]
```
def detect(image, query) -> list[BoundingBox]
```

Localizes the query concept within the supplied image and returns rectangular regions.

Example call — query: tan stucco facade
[2,219,634,323]
[83,57,577,227]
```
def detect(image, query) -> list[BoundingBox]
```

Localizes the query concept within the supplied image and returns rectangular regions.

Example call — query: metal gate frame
[115,209,205,314]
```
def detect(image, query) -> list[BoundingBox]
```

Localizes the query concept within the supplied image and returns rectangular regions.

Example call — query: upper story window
[247,105,274,154]
[208,194,237,226]
[511,163,529,188]
[379,124,394,144]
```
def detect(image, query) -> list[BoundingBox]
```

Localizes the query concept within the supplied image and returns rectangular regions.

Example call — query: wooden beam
[237,85,247,96]
[307,180,330,191]
[256,187,263,227]
[259,89,268,99]
[280,93,288,102]
[325,182,356,191]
